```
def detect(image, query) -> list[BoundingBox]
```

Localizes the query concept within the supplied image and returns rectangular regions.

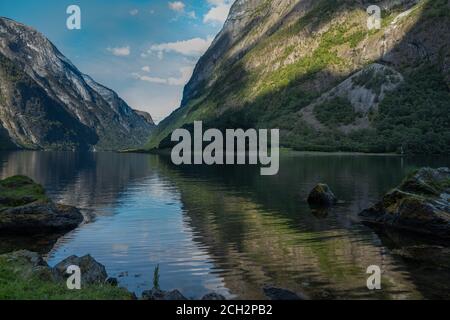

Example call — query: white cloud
[168,1,196,20]
[129,9,139,16]
[148,36,213,57]
[204,0,232,24]
[168,1,185,12]
[142,66,151,73]
[132,66,194,86]
[107,46,131,57]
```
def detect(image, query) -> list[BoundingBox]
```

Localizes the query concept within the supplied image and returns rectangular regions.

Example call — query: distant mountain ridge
[148,0,450,154]
[0,17,154,151]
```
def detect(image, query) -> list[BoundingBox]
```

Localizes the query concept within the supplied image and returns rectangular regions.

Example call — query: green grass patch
[0,256,133,300]
[0,176,49,209]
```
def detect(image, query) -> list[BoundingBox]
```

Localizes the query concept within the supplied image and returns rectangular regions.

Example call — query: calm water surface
[1,151,449,299]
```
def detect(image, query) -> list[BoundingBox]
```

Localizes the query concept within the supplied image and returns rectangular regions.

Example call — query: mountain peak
[0,17,155,151]
[150,0,450,154]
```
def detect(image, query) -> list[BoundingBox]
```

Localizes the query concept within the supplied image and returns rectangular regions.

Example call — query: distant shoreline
[120,147,403,157]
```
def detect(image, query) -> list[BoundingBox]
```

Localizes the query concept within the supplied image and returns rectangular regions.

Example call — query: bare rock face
[0,17,155,150]
[307,183,338,206]
[134,110,155,126]
[359,167,450,239]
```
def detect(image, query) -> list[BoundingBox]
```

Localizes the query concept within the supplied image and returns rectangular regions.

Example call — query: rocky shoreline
[359,167,450,238]
[1,249,305,300]
[0,175,302,300]
[2,168,450,300]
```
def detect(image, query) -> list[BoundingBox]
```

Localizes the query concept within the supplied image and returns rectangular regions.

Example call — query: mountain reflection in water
[0,151,449,299]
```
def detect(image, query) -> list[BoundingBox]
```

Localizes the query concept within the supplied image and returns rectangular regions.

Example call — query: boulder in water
[307,183,338,206]
[359,167,450,239]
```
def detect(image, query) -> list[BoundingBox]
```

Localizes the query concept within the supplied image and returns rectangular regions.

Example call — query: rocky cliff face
[0,17,155,151]
[149,0,450,154]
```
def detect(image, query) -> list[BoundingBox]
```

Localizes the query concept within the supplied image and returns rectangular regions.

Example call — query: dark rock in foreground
[201,293,226,300]
[359,167,450,239]
[142,288,188,300]
[0,176,83,234]
[53,254,108,284]
[106,277,119,286]
[263,286,305,300]
[307,183,338,206]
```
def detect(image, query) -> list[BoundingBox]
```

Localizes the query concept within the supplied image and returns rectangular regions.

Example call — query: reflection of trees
[0,151,155,211]
[1,151,448,298]
[152,155,422,299]
[0,151,157,255]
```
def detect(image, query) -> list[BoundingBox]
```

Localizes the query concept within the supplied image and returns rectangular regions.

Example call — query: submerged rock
[53,254,108,284]
[359,167,450,239]
[307,183,338,206]
[201,293,226,300]
[141,288,188,300]
[263,286,306,300]
[0,176,83,234]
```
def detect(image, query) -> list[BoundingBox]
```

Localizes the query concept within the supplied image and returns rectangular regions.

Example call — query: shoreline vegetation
[0,251,134,300]
[1,166,449,300]
[0,175,245,300]
[121,146,402,157]
[0,176,134,299]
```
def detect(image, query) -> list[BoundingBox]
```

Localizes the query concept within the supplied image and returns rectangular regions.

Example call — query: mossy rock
[360,167,450,239]
[307,183,338,206]
[0,175,48,210]
[399,167,450,196]
[0,175,83,234]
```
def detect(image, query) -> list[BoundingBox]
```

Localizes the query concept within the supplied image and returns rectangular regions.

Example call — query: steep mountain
[0,17,155,151]
[148,0,450,154]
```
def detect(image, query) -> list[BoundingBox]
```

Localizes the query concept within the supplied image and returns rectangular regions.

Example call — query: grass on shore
[0,175,49,210]
[0,256,134,300]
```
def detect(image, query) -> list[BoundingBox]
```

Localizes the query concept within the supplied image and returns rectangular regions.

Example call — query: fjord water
[1,151,449,299]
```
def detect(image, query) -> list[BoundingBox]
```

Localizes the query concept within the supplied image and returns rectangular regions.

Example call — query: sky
[0,0,233,123]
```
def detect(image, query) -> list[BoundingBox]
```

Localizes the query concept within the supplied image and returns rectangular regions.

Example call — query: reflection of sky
[0,0,233,122]
[47,175,231,298]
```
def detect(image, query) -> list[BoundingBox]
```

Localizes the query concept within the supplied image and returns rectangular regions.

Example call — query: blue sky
[0,0,233,122]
